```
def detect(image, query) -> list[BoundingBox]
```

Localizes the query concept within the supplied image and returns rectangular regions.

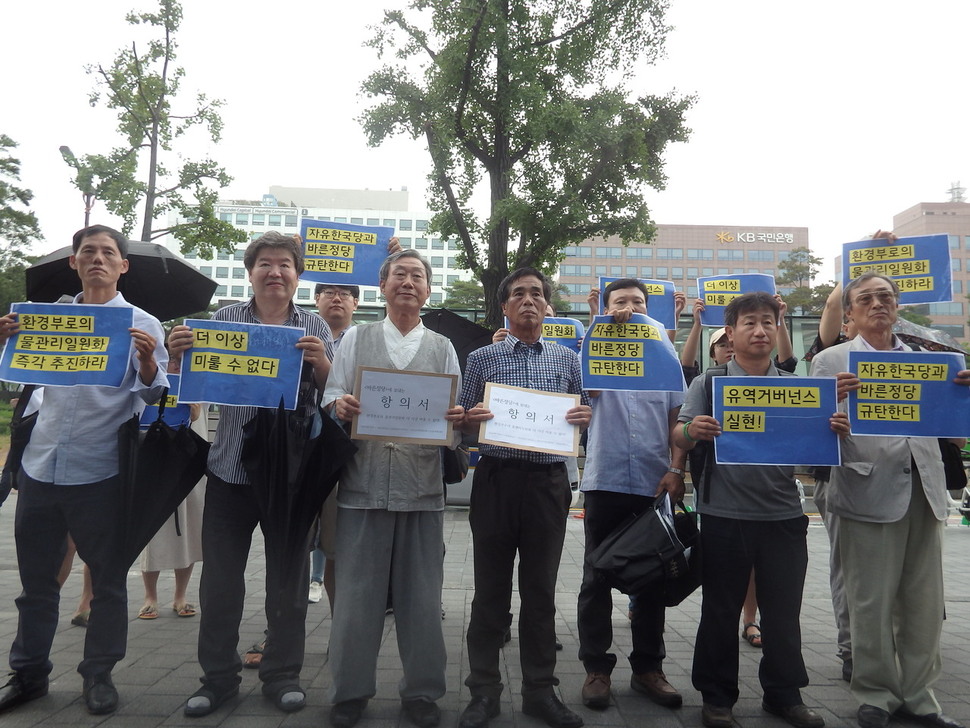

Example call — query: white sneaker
[308,581,323,604]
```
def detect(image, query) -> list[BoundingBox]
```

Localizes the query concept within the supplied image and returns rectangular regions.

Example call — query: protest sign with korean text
[0,302,134,387]
[842,234,952,305]
[479,382,580,457]
[697,274,776,327]
[299,219,394,287]
[712,376,841,466]
[178,319,304,409]
[541,317,585,351]
[139,373,192,429]
[581,313,685,392]
[351,366,458,446]
[598,277,677,330]
[847,350,969,437]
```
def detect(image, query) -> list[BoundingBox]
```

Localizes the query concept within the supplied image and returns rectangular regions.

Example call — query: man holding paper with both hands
[456,267,591,728]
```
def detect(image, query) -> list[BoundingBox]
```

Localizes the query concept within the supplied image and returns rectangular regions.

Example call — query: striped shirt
[206,299,334,485]
[458,334,589,464]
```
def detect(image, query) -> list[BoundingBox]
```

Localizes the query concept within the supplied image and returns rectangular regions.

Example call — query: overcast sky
[4,1,968,280]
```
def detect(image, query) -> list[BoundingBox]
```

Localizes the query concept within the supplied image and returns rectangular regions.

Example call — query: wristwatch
[667,467,685,477]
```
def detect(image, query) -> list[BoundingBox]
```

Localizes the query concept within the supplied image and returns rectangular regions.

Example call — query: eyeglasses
[852,291,897,307]
[319,289,354,300]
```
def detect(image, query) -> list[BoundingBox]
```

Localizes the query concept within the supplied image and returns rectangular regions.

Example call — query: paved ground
[2,495,970,728]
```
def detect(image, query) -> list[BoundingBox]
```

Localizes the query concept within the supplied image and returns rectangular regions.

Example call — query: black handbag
[0,385,39,504]
[940,438,968,492]
[586,492,698,599]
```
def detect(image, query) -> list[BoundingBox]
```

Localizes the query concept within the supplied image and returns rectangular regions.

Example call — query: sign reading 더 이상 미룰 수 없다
[177,319,305,409]
[696,274,776,327]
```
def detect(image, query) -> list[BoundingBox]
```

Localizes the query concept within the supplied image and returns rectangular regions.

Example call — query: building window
[414,238,428,249]
[949,235,960,249]
[367,218,379,226]
[383,219,396,228]
[954,279,963,294]
[448,240,459,250]
[656,267,668,278]
[431,238,444,249]
[609,266,622,276]
[416,220,429,231]
[447,275,460,285]
[200,266,212,276]
[733,268,744,274]
[252,214,265,226]
[702,268,714,276]
[432,274,443,285]
[447,257,458,268]
[217,252,229,261]
[627,247,652,258]
[657,248,683,259]
[687,249,713,260]
[232,268,245,279]
[216,267,229,278]
[671,267,684,278]
[687,267,698,277]
[184,250,197,260]
[625,266,638,276]
[936,324,965,338]
[640,266,653,277]
[235,214,248,225]
[231,286,244,297]
[596,246,622,258]
[951,258,961,272]
[334,217,346,223]
[297,288,311,300]
[717,249,743,260]
[595,265,607,276]
[398,237,412,248]
[363,290,377,302]
[351,217,363,225]
[430,292,443,304]
[926,302,964,316]
[234,249,245,261]
[431,256,444,267]
[399,219,413,231]
[267,215,281,227]
[687,285,698,297]
[215,285,227,296]
[285,215,297,227]
[219,212,232,222]
[748,250,774,262]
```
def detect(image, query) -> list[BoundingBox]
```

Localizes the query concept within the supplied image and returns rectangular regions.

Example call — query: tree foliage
[898,306,933,327]
[782,281,835,316]
[0,135,42,267]
[361,0,692,327]
[776,246,823,288]
[64,0,244,258]
[440,278,485,309]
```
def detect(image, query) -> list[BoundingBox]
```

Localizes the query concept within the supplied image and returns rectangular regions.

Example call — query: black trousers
[11,476,128,681]
[464,457,571,701]
[197,477,310,693]
[577,490,666,675]
[691,514,809,708]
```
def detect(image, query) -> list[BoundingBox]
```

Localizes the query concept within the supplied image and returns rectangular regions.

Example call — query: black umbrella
[26,241,217,322]
[240,382,357,615]
[892,317,966,354]
[115,402,210,567]
[421,308,495,374]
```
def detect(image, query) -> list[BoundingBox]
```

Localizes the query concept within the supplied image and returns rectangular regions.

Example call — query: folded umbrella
[421,308,495,374]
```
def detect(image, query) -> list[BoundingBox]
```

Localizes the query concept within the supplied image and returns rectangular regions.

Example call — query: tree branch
[518,0,628,51]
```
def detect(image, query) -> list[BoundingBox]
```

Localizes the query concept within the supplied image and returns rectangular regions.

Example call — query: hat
[708,327,729,359]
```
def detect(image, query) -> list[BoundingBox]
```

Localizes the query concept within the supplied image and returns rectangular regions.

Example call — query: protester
[810,270,970,728]
[576,279,687,711]
[457,267,591,728]
[324,250,464,728]
[0,224,168,716]
[673,291,848,728]
[168,231,332,718]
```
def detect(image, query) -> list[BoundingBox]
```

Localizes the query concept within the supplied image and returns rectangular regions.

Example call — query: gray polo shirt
[678,359,803,521]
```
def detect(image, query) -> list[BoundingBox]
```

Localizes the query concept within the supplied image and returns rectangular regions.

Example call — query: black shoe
[702,703,734,728]
[459,695,500,728]
[331,698,367,728]
[82,673,118,715]
[0,672,48,714]
[521,694,584,728]
[404,698,441,728]
[555,637,563,651]
[857,704,891,728]
[262,681,306,713]
[896,710,966,728]
[184,684,239,718]
[763,701,825,728]
[842,658,853,683]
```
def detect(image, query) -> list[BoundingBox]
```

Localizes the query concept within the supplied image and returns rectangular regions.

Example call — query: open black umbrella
[893,317,966,354]
[421,308,495,374]
[26,241,217,322]
[240,382,357,615]
[115,402,210,568]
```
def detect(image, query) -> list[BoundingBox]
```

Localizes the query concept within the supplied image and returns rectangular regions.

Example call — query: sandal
[174,603,197,618]
[138,604,159,620]
[262,681,306,712]
[184,685,239,717]
[742,622,763,648]
[243,640,266,669]
[71,610,90,628]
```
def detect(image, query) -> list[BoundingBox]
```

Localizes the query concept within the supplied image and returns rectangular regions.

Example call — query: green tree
[781,281,834,315]
[63,0,244,259]
[441,278,485,309]
[776,247,823,288]
[361,0,692,328]
[898,306,933,327]
[0,135,42,266]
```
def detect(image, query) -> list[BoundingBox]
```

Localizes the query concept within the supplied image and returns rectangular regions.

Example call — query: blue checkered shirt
[458,335,590,463]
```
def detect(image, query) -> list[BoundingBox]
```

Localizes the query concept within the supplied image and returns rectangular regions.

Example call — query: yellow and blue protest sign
[139,373,192,429]
[697,274,776,327]
[541,317,584,351]
[300,219,394,287]
[713,376,840,466]
[598,277,677,330]
[581,313,685,392]
[178,319,304,409]
[847,350,969,437]
[842,234,951,305]
[0,302,134,387]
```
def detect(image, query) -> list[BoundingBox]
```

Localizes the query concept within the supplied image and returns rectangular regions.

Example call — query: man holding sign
[0,225,168,716]
[810,271,970,728]
[673,292,845,728]
[168,232,333,718]
[577,279,687,711]
[324,250,464,728]
[457,268,591,728]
